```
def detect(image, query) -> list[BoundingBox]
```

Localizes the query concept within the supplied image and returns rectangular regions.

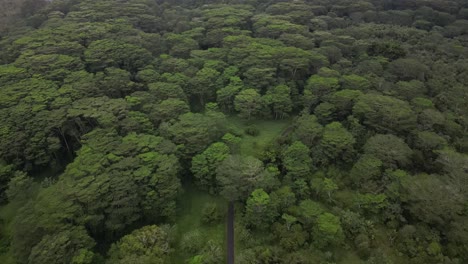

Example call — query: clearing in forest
[227,117,292,158]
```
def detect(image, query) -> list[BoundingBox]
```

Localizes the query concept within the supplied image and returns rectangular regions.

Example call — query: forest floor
[171,186,227,263]
[227,116,292,157]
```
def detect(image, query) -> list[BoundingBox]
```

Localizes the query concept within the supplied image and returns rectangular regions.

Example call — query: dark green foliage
[85,39,152,73]
[28,227,96,264]
[368,42,406,60]
[244,125,260,136]
[201,203,223,224]
[11,130,181,262]
[107,225,172,264]
[216,155,265,201]
[363,134,413,169]
[353,93,417,134]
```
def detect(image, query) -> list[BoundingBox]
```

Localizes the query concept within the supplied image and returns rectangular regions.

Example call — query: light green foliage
[0,66,30,85]
[244,189,277,229]
[323,178,338,201]
[221,133,242,151]
[14,53,83,81]
[353,93,416,133]
[313,213,345,248]
[341,74,371,91]
[107,225,171,264]
[355,193,389,215]
[281,214,298,230]
[282,141,312,180]
[320,122,355,163]
[191,142,230,192]
[234,89,263,119]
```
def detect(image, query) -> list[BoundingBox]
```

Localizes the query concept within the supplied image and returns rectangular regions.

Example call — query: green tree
[292,114,323,147]
[303,75,340,108]
[387,58,429,81]
[5,171,34,202]
[350,154,383,188]
[313,213,345,248]
[297,199,324,227]
[162,112,226,156]
[29,227,96,264]
[216,155,264,201]
[401,174,464,226]
[107,225,172,264]
[216,77,243,113]
[244,189,277,229]
[320,122,355,163]
[363,134,413,169]
[340,74,371,91]
[353,93,416,134]
[282,141,312,180]
[150,98,189,124]
[234,89,262,119]
[12,130,182,262]
[270,186,296,214]
[329,89,363,119]
[191,142,230,193]
[84,39,152,73]
[189,67,222,106]
[323,177,338,201]
[263,84,293,119]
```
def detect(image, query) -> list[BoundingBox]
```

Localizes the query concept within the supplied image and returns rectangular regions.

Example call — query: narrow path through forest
[227,201,234,264]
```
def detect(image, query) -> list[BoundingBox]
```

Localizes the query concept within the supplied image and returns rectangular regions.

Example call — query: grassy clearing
[171,185,227,263]
[226,117,292,158]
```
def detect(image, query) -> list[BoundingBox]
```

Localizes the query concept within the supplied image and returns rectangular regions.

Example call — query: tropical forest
[0,0,467,263]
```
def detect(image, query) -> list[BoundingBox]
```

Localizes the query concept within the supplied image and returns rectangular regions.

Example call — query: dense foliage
[0,0,467,263]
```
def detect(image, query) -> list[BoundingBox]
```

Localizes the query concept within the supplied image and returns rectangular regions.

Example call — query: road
[227,201,234,264]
